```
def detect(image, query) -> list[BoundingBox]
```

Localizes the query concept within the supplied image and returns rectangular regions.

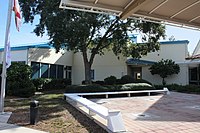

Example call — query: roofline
[0,43,53,52]
[0,40,189,52]
[159,40,189,45]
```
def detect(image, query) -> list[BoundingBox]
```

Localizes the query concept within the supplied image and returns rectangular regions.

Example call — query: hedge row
[83,75,152,85]
[32,78,71,91]
[154,84,200,94]
[65,83,155,93]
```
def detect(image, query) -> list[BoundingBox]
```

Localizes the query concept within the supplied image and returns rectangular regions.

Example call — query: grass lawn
[4,89,107,133]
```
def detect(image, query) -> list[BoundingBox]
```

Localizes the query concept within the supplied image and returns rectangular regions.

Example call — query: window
[31,62,40,79]
[57,65,64,79]
[31,62,65,79]
[50,64,57,78]
[65,66,72,79]
[41,63,49,78]
[91,69,94,80]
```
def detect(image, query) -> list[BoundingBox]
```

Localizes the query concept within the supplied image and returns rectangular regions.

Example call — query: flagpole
[0,0,13,113]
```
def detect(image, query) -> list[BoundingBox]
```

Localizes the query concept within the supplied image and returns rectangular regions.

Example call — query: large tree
[19,0,165,84]
[149,59,180,85]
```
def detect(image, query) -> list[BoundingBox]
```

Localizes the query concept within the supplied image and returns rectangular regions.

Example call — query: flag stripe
[13,0,21,31]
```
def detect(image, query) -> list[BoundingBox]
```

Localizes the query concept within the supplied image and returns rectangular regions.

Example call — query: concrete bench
[64,94,126,132]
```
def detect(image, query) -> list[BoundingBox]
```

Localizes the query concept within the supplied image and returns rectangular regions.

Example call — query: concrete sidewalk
[0,112,47,133]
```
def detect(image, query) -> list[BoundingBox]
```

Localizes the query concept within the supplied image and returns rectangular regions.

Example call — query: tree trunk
[84,60,92,84]
[82,48,92,84]
[162,78,166,85]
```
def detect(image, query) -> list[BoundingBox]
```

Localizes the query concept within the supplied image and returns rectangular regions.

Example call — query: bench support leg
[127,93,131,97]
[106,94,108,99]
[107,111,126,132]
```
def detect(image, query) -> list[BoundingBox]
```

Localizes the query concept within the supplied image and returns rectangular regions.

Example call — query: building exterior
[0,40,192,85]
[186,40,200,85]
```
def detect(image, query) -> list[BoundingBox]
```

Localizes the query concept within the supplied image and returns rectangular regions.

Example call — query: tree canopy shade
[19,0,166,84]
[149,59,180,85]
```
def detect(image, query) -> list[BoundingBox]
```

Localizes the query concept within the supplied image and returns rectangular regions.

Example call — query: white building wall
[73,51,127,84]
[142,64,189,85]
[141,42,188,62]
[28,48,73,66]
[140,41,189,85]
[0,50,28,63]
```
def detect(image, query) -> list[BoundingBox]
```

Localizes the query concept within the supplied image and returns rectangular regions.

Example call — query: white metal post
[0,0,13,113]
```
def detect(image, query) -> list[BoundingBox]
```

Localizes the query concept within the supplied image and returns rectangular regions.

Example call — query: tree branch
[86,25,96,47]
[89,17,120,65]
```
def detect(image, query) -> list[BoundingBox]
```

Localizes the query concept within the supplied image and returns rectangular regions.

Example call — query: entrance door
[130,67,142,79]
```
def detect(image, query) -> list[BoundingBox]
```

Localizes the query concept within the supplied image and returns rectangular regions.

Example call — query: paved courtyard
[92,92,200,133]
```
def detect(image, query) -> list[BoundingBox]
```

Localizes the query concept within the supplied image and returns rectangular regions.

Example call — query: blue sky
[0,1,200,54]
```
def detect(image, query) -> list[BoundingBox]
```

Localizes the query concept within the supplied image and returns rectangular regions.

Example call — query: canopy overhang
[59,0,200,30]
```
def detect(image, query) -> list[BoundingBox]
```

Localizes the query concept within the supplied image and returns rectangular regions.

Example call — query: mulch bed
[4,92,107,133]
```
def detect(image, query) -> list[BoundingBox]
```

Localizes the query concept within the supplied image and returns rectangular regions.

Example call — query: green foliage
[149,59,180,85]
[19,0,166,83]
[120,83,154,90]
[7,62,35,97]
[42,79,71,91]
[65,83,155,93]
[120,75,134,84]
[154,84,200,94]
[32,78,50,91]
[104,76,117,85]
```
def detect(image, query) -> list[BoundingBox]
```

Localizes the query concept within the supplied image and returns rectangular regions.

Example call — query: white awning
[59,0,200,30]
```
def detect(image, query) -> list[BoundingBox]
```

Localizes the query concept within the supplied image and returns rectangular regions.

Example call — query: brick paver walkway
[92,92,200,133]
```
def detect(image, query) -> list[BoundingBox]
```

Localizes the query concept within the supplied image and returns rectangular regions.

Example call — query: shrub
[7,80,35,97]
[154,84,200,94]
[104,76,117,85]
[65,84,108,93]
[120,83,154,91]
[93,80,105,85]
[120,75,134,84]
[133,79,153,85]
[42,78,71,90]
[32,78,47,91]
[65,83,155,93]
[6,62,36,97]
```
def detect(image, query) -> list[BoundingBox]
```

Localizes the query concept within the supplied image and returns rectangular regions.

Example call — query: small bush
[6,62,36,97]
[120,75,134,84]
[93,80,105,85]
[154,84,200,94]
[65,84,108,93]
[104,76,117,85]
[32,78,47,91]
[7,80,35,97]
[121,83,154,91]
[42,79,71,90]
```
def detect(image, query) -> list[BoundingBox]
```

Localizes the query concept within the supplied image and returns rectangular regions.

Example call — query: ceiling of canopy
[59,0,200,30]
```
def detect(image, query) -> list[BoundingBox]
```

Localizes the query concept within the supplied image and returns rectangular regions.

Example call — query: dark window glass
[65,66,72,79]
[57,65,64,79]
[31,62,40,79]
[50,64,56,78]
[41,63,49,78]
[190,68,198,81]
